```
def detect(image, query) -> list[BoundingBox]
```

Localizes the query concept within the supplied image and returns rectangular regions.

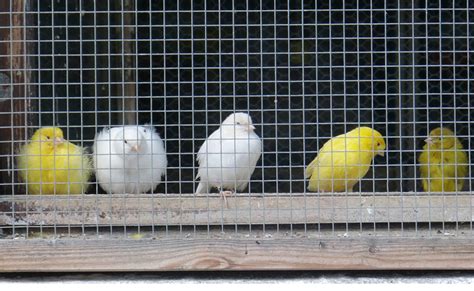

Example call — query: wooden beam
[1,193,472,226]
[115,0,137,125]
[1,236,474,271]
[0,0,36,195]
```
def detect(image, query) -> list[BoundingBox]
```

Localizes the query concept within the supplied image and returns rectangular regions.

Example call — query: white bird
[195,113,262,202]
[93,125,167,194]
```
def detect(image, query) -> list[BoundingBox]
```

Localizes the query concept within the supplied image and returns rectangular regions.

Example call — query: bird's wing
[457,149,468,177]
[149,129,168,177]
[249,132,262,165]
[418,147,430,178]
[305,155,319,178]
[456,148,469,190]
[93,128,107,154]
[235,131,262,175]
[196,133,212,180]
[196,126,242,181]
[305,134,347,178]
[441,147,469,179]
[197,127,222,160]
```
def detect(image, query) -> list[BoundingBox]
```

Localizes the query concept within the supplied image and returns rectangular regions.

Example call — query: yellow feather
[418,127,468,192]
[17,127,92,195]
[306,127,386,192]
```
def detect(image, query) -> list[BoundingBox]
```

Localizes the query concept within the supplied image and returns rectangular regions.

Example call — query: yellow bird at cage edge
[418,127,468,192]
[305,126,386,192]
[17,127,92,194]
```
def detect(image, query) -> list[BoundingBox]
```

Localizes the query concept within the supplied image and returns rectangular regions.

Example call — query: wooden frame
[0,0,36,195]
[1,193,474,271]
[1,237,474,271]
[1,1,473,272]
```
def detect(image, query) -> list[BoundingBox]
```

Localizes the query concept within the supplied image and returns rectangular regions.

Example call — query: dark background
[14,0,473,194]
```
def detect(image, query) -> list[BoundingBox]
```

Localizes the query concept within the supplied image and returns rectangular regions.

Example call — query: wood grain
[0,193,472,226]
[1,237,474,271]
[114,0,137,125]
[0,0,36,195]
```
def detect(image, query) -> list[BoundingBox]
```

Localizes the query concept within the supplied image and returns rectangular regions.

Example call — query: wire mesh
[0,0,473,243]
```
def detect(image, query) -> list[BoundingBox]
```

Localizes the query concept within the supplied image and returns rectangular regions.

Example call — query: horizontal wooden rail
[1,236,474,271]
[0,193,473,226]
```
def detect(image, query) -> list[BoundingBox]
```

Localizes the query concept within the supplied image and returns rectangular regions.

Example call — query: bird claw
[219,190,234,208]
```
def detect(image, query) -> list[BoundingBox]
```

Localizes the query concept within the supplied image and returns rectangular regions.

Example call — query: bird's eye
[236,122,241,125]
[377,142,380,146]
[46,136,50,140]
[124,140,128,144]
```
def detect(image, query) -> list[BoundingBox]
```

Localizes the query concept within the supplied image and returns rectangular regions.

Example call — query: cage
[0,0,474,271]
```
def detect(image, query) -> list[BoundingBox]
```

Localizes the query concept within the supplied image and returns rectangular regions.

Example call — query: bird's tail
[195,182,208,194]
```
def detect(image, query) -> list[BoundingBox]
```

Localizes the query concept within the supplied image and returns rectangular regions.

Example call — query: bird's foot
[219,190,234,208]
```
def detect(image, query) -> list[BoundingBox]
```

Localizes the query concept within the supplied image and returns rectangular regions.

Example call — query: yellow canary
[418,127,468,192]
[17,127,92,194]
[305,127,386,192]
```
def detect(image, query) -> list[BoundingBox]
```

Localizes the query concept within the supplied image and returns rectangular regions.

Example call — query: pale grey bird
[93,125,167,194]
[195,113,262,203]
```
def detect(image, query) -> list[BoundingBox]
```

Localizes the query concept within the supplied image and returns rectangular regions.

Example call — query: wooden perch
[0,193,472,226]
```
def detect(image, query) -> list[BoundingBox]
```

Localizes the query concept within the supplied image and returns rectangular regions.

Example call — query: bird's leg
[218,188,234,208]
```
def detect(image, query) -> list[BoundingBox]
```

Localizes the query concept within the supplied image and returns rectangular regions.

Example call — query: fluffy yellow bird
[17,127,92,194]
[418,127,468,192]
[305,127,386,192]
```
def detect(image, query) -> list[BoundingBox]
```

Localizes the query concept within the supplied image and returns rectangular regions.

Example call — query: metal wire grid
[0,0,472,240]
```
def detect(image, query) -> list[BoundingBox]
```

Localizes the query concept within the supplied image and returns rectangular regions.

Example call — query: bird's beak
[54,137,64,145]
[424,137,433,145]
[131,144,140,152]
[377,150,385,157]
[248,124,256,131]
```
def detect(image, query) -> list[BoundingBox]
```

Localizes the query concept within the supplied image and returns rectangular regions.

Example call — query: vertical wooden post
[399,11,417,192]
[115,0,137,125]
[0,0,36,194]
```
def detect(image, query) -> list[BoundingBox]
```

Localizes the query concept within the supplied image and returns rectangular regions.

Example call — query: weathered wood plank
[114,0,137,125]
[0,193,472,226]
[0,237,474,271]
[0,0,37,195]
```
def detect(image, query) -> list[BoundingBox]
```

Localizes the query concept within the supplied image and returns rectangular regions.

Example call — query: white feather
[93,125,167,194]
[196,113,262,194]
